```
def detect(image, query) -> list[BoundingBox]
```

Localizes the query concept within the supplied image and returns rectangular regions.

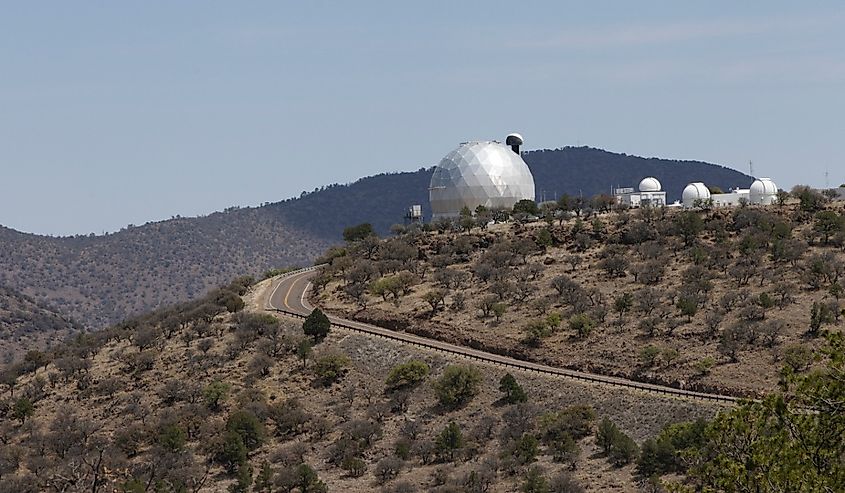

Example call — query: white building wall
[711,189,750,207]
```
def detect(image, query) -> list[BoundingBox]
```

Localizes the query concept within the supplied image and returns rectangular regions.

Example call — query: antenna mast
[749,160,754,177]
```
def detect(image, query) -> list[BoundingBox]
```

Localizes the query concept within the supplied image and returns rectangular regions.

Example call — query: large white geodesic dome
[429,141,535,219]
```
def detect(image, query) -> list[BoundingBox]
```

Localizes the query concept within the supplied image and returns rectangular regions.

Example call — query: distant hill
[274,146,753,238]
[0,210,330,330]
[0,146,751,333]
[0,285,82,364]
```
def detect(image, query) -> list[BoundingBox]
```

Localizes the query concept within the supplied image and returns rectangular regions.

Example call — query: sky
[1,1,844,236]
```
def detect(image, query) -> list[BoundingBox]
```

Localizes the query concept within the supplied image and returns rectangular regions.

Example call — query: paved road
[266,268,742,404]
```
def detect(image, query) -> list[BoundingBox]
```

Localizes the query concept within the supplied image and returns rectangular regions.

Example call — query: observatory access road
[266,268,742,404]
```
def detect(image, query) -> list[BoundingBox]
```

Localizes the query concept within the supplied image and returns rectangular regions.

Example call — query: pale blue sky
[2,2,844,236]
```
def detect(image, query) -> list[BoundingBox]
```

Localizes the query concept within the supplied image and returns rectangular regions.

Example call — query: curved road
[266,268,742,404]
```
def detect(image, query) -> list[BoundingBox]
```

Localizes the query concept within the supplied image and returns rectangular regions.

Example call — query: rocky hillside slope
[311,198,845,398]
[0,276,723,492]
[0,286,82,365]
[2,271,840,491]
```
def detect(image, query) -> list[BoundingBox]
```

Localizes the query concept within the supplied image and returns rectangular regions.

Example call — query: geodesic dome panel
[429,141,536,219]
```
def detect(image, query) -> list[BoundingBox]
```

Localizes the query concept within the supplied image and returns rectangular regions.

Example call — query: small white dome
[749,178,778,205]
[638,177,662,192]
[683,182,711,207]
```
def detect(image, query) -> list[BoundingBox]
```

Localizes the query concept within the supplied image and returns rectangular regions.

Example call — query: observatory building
[682,182,712,208]
[429,134,535,219]
[682,178,779,208]
[614,177,667,207]
[749,178,779,205]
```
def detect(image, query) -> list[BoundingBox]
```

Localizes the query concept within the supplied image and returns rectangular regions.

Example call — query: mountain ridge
[0,146,752,333]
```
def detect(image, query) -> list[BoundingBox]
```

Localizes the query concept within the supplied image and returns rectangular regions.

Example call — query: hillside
[0,210,330,330]
[0,286,82,365]
[0,146,750,336]
[0,275,724,492]
[311,198,845,398]
[1,273,840,492]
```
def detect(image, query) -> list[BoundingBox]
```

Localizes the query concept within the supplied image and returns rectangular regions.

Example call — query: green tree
[636,419,707,476]
[422,289,448,318]
[535,228,553,249]
[809,301,835,337]
[217,430,248,473]
[294,464,327,493]
[674,211,704,246]
[783,344,813,372]
[386,360,430,391]
[676,295,699,322]
[303,308,331,342]
[12,396,34,424]
[607,432,638,467]
[792,185,826,212]
[595,417,619,454]
[813,211,844,244]
[254,462,272,493]
[523,319,552,346]
[314,353,351,385]
[512,433,540,465]
[546,312,563,329]
[491,302,507,322]
[435,421,464,461]
[297,338,312,369]
[695,356,716,376]
[343,223,376,242]
[229,463,253,493]
[341,457,366,477]
[216,290,245,313]
[513,199,540,216]
[639,346,661,367]
[540,406,596,442]
[499,373,528,404]
[613,292,633,319]
[687,332,845,491]
[226,410,265,450]
[522,466,549,493]
[204,380,231,411]
[568,313,595,338]
[157,423,187,452]
[549,433,580,469]
[432,365,482,408]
